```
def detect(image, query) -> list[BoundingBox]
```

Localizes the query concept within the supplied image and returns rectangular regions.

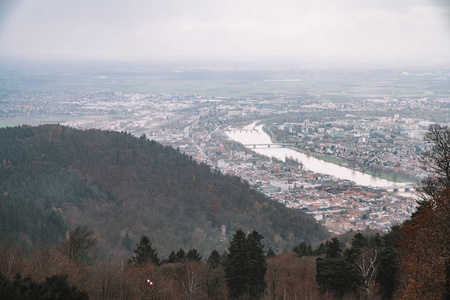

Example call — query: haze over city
[1,1,450,299]
[1,0,450,65]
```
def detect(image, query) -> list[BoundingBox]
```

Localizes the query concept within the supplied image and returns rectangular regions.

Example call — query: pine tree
[207,250,222,268]
[326,237,343,258]
[176,248,186,262]
[0,273,88,300]
[166,250,179,263]
[224,229,267,299]
[370,233,382,248]
[316,256,359,298]
[376,242,400,299]
[132,235,159,265]
[186,248,202,262]
[345,233,367,263]
[225,229,248,299]
[293,241,307,257]
[317,237,359,298]
[246,230,267,299]
[206,250,225,300]
[351,233,367,251]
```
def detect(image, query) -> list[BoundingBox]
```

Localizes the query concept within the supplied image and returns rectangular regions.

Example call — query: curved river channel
[226,124,409,189]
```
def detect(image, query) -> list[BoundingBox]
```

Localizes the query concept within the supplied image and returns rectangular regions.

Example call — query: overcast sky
[0,0,449,64]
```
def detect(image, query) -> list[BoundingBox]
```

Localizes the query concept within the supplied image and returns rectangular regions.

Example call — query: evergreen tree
[317,237,359,298]
[186,248,202,262]
[326,237,343,258]
[370,233,382,248]
[121,232,133,251]
[176,248,186,262]
[40,274,88,300]
[266,248,276,258]
[351,233,367,251]
[293,241,307,257]
[166,250,179,263]
[246,230,267,299]
[313,241,327,256]
[206,250,225,300]
[0,273,88,300]
[345,233,367,263]
[132,235,159,265]
[207,250,222,268]
[225,229,248,299]
[224,229,267,299]
[376,245,400,299]
[373,226,401,299]
[316,257,359,299]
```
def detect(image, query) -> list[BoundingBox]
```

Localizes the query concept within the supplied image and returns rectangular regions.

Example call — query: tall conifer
[132,236,159,265]
[224,229,267,299]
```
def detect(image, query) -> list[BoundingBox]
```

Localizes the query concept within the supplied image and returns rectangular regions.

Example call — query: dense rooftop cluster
[2,88,441,233]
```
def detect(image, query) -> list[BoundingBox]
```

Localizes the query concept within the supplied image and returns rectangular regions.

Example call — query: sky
[0,0,449,64]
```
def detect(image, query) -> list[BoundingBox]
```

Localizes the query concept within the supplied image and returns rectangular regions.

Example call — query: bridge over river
[226,124,412,189]
[243,143,294,148]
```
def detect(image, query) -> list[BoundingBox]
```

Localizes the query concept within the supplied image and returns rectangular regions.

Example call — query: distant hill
[0,125,329,256]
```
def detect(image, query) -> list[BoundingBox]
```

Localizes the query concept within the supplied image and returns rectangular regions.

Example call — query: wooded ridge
[0,124,328,256]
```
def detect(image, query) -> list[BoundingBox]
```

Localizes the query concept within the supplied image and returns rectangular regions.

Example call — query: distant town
[1,67,449,234]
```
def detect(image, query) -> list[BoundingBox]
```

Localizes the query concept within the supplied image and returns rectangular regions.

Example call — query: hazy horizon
[1,0,449,66]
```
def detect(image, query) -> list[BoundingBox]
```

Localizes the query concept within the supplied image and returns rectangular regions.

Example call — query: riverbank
[307,151,412,183]
[226,124,408,188]
[262,124,414,185]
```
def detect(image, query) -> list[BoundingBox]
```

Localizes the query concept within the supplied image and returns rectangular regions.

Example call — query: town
[3,76,446,235]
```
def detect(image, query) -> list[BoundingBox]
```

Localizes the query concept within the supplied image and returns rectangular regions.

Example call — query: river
[226,123,409,189]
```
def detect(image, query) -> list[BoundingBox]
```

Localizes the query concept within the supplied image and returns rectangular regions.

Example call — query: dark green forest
[0,124,328,256]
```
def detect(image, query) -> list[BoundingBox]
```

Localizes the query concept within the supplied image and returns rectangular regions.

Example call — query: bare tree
[266,257,280,300]
[419,124,450,199]
[355,249,380,299]
[0,242,23,277]
[61,226,97,263]
[181,261,202,300]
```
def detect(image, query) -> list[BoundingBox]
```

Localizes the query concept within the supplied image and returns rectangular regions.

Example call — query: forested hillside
[0,125,328,256]
[1,124,449,299]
